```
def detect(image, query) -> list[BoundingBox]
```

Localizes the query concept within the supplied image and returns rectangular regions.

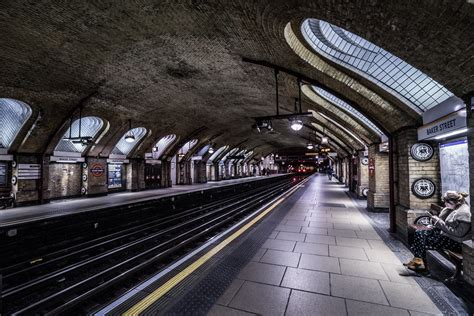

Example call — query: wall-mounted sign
[18,164,41,180]
[417,109,467,141]
[90,163,105,177]
[108,163,123,189]
[410,143,434,162]
[0,162,7,186]
[361,157,369,165]
[368,158,375,177]
[362,187,369,197]
[411,178,436,199]
[51,156,85,163]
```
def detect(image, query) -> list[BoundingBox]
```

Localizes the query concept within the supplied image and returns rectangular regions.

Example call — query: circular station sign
[410,143,434,162]
[361,157,369,165]
[90,163,105,177]
[411,178,436,199]
[362,187,369,197]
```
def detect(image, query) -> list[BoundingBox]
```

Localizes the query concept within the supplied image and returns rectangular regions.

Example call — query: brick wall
[48,163,81,199]
[367,144,389,211]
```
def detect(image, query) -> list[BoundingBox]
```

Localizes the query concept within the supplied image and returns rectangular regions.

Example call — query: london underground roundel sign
[90,163,105,177]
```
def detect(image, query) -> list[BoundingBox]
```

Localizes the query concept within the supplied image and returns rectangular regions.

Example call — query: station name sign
[417,109,466,141]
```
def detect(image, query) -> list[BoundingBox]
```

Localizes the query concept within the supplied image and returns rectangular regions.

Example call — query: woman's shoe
[403,257,418,266]
[405,257,426,271]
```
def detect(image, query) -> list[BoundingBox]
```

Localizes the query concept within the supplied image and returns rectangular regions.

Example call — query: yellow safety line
[123,178,308,315]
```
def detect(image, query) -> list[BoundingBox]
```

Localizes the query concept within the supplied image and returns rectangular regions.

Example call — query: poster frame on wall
[439,137,470,196]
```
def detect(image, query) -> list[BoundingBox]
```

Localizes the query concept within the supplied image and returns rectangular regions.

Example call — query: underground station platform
[1,174,472,315]
[1,1,474,315]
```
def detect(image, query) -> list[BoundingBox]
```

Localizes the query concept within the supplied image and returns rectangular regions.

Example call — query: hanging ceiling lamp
[321,127,328,144]
[208,146,215,154]
[290,118,303,131]
[124,119,136,143]
[307,131,314,149]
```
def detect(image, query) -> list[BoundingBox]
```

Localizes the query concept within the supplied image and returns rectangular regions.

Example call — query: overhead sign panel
[417,109,467,141]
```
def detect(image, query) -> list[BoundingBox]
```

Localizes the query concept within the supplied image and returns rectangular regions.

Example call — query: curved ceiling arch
[285,21,419,133]
[301,85,378,145]
[312,87,384,137]
[301,19,453,113]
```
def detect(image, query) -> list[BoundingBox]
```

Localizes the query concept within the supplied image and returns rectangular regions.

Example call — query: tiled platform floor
[209,175,442,316]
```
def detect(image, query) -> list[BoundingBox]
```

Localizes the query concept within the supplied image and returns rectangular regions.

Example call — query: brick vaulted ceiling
[0,1,473,157]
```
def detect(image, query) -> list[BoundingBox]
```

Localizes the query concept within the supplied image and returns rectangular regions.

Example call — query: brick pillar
[356,152,369,198]
[127,158,145,191]
[86,157,108,197]
[463,96,474,285]
[341,157,348,186]
[367,144,389,211]
[393,129,440,242]
[160,160,171,188]
[40,155,51,203]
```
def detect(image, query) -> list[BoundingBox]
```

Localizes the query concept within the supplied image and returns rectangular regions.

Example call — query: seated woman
[405,191,471,271]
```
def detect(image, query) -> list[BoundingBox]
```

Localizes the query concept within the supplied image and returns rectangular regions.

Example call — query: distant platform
[0,174,287,227]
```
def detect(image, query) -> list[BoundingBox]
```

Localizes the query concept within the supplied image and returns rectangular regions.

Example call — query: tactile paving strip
[154,183,307,315]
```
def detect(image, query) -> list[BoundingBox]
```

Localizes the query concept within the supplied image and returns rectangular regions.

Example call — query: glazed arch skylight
[178,139,198,156]
[208,145,228,163]
[111,127,147,156]
[302,19,453,112]
[153,134,177,159]
[312,86,384,136]
[0,98,32,151]
[55,116,104,154]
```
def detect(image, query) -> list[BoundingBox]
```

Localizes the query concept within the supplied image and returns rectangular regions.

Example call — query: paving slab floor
[210,175,442,316]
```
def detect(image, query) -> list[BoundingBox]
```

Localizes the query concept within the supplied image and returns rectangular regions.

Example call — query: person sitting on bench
[404,191,471,271]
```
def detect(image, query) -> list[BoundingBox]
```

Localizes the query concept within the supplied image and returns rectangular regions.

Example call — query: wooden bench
[445,250,463,282]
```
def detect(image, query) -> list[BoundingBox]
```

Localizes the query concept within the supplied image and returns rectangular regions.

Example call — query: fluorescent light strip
[433,128,468,140]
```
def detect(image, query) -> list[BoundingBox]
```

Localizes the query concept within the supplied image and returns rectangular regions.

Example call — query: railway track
[1,175,304,315]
